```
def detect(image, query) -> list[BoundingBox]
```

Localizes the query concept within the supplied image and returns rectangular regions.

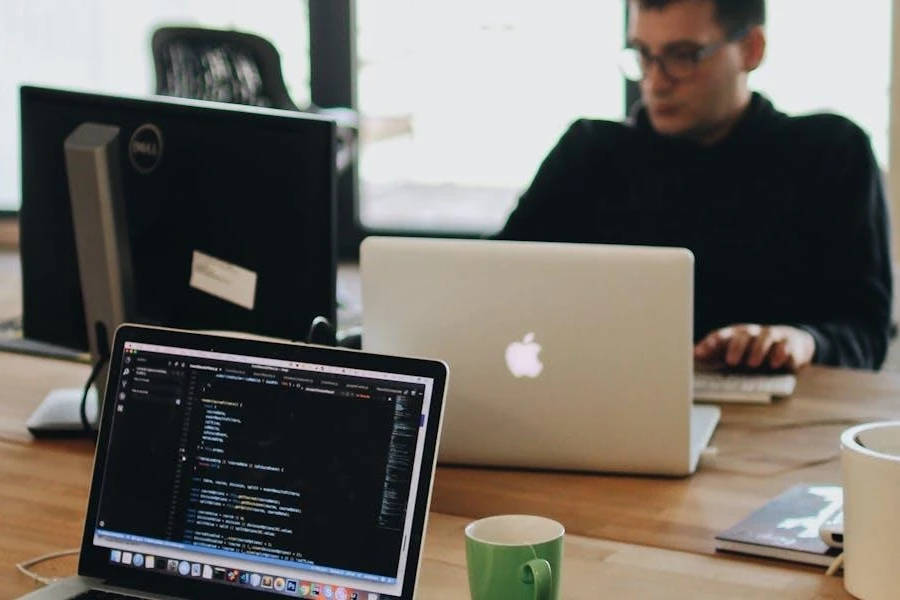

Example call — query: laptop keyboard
[73,591,144,600]
[693,371,797,403]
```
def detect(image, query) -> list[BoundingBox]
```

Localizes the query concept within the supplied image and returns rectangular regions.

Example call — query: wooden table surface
[0,436,851,599]
[0,346,882,599]
[432,366,900,555]
[0,250,20,322]
[0,247,875,598]
[6,341,899,552]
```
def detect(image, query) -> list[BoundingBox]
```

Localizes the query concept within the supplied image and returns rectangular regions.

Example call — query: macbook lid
[361,237,699,476]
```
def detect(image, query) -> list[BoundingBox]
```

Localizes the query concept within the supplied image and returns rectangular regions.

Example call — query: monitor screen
[18,85,337,352]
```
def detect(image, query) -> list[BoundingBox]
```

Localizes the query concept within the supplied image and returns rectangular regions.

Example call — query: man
[496,0,893,371]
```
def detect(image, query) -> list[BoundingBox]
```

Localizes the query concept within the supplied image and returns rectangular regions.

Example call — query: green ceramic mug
[465,514,564,600]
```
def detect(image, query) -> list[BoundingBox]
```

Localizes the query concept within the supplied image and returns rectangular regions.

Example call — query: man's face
[628,0,752,142]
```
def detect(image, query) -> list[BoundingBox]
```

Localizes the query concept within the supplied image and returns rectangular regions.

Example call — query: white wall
[891,0,900,261]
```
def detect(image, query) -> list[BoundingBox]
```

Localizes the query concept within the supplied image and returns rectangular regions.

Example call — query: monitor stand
[25,122,133,440]
[0,315,90,363]
[26,386,99,437]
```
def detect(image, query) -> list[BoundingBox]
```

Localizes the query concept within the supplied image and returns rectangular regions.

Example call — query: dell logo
[128,124,163,174]
[131,140,156,154]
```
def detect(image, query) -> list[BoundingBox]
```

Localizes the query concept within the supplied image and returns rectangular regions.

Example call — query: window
[353,1,893,240]
[751,1,892,166]
[0,0,309,213]
[355,0,626,235]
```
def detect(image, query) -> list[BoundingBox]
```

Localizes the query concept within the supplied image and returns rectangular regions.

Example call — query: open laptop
[21,323,448,600]
[360,237,719,477]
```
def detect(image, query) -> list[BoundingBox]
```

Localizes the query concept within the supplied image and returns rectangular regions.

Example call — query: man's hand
[693,324,816,372]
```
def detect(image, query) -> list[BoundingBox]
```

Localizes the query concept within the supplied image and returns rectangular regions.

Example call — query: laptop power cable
[79,325,112,435]
[16,548,80,586]
[79,355,107,435]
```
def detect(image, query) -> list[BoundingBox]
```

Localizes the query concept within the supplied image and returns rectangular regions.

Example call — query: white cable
[700,446,719,459]
[825,552,845,577]
[15,548,80,586]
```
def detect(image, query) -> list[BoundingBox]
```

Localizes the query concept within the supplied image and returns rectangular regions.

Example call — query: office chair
[151,25,356,171]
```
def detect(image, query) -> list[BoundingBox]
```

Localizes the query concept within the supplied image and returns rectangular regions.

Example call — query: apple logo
[505,332,543,378]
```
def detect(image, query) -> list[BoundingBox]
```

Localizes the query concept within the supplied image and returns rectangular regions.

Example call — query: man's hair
[634,0,766,35]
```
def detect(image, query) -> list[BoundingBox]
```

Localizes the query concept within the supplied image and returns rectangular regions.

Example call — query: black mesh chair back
[152,26,301,111]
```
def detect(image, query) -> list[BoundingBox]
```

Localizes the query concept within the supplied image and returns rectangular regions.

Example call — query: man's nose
[642,60,676,94]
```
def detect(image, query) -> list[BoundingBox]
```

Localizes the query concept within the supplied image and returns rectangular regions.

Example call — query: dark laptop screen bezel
[78,323,448,600]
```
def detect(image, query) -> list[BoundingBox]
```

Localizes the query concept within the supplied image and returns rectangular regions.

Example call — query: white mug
[841,421,900,600]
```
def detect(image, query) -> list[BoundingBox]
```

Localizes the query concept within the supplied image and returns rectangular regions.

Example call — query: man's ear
[742,26,766,72]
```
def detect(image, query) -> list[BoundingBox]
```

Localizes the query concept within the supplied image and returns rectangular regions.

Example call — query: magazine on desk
[715,483,843,568]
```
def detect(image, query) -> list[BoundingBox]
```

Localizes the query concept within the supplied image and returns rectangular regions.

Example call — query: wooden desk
[0,220,18,252]
[0,438,850,599]
[2,341,899,552]
[0,250,20,321]
[0,252,874,598]
[0,353,89,444]
[432,367,900,555]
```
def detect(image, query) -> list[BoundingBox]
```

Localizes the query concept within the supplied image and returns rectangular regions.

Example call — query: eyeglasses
[618,27,750,82]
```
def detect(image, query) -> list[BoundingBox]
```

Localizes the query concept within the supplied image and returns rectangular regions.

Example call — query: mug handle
[520,558,553,600]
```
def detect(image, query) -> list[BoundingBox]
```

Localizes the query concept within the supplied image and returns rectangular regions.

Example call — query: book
[714,483,843,568]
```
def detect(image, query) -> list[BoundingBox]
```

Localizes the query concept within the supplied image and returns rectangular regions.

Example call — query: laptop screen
[81,327,446,600]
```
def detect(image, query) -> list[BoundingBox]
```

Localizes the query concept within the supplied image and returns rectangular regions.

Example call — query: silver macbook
[20,323,448,600]
[360,237,719,476]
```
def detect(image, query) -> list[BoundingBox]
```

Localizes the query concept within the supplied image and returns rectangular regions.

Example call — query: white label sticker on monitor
[189,250,257,310]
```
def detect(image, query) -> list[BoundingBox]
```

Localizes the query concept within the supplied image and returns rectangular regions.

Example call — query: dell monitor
[19,85,337,353]
[18,85,337,434]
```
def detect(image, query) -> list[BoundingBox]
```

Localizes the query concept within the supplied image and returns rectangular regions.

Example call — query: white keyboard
[693,371,797,404]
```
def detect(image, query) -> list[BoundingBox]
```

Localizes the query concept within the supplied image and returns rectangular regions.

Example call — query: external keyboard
[693,371,797,404]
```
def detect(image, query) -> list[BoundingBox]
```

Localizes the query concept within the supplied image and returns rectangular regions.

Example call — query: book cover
[714,483,843,568]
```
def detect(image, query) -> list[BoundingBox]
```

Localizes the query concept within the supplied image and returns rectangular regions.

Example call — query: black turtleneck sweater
[496,93,893,370]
